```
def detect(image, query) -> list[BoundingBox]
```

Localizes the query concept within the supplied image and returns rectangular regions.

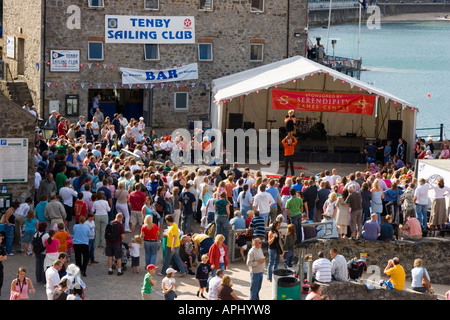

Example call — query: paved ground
[1,160,448,301]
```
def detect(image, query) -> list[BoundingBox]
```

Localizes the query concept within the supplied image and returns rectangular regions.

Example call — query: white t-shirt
[59,187,78,207]
[85,219,96,239]
[414,183,430,205]
[162,276,176,292]
[208,276,222,300]
[130,242,140,258]
[45,267,61,297]
[253,191,275,214]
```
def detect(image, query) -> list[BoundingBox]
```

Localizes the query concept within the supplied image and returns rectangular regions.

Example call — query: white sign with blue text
[50,50,80,72]
[105,15,195,44]
[120,63,199,85]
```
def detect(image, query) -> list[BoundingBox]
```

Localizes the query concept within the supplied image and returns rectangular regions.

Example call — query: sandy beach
[381,12,450,22]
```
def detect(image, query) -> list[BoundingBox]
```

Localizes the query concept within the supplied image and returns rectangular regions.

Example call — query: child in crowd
[74,192,87,224]
[23,209,38,256]
[54,223,69,254]
[129,235,143,274]
[195,254,211,299]
[141,264,158,300]
[162,268,177,300]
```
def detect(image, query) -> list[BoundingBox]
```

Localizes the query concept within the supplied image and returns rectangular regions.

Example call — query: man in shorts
[106,213,125,276]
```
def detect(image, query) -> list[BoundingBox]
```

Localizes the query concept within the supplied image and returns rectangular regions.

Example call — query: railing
[5,63,22,106]
[228,220,335,262]
[416,123,444,141]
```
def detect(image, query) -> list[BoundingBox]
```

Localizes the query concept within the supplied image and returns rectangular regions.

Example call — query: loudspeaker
[387,120,403,157]
[228,113,243,130]
[387,120,403,141]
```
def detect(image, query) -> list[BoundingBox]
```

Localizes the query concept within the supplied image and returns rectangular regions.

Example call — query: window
[88,42,104,60]
[250,44,264,62]
[198,43,213,61]
[174,92,189,110]
[144,44,160,60]
[199,0,213,11]
[88,0,104,8]
[66,95,79,116]
[250,0,264,12]
[144,0,159,10]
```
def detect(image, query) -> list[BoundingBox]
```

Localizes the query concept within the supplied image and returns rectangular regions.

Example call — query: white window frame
[88,41,104,61]
[88,0,104,8]
[144,44,160,61]
[199,0,213,11]
[198,43,213,61]
[250,43,264,62]
[144,0,160,11]
[250,0,264,13]
[174,92,189,110]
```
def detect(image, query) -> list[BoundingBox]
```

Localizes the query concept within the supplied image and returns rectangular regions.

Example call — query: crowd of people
[0,107,448,300]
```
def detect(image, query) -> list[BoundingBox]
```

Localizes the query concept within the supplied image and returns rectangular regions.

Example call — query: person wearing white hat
[138,117,146,132]
[29,105,38,117]
[162,267,177,300]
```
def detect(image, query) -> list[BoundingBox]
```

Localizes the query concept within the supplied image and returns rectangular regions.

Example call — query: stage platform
[292,135,366,163]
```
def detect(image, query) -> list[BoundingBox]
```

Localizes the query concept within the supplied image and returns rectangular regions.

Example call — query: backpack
[105,222,119,241]
[32,232,46,254]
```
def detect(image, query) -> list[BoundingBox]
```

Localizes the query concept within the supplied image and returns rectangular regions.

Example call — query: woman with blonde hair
[217,275,243,300]
[323,192,338,219]
[10,267,35,300]
[371,179,384,224]
[140,215,159,266]
[208,234,228,279]
[411,258,432,293]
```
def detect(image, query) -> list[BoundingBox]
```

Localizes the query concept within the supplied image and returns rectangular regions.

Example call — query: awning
[212,55,418,111]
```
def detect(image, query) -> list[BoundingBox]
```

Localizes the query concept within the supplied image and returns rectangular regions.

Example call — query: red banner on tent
[272,90,376,115]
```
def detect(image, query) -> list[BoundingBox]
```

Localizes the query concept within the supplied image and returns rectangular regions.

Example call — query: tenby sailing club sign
[105,15,195,44]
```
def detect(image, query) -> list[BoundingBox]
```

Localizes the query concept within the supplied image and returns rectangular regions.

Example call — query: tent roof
[211,55,418,111]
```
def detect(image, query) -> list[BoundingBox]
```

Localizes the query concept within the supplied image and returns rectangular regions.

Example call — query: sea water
[309,20,450,140]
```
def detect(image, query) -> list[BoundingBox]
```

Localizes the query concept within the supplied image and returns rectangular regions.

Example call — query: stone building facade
[0,95,37,202]
[2,0,308,129]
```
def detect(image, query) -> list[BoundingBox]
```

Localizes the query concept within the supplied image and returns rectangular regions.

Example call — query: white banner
[50,50,80,72]
[6,36,15,59]
[105,15,195,44]
[120,63,199,85]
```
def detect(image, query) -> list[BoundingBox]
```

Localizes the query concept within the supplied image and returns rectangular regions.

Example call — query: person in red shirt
[57,118,67,137]
[74,192,87,223]
[128,183,147,235]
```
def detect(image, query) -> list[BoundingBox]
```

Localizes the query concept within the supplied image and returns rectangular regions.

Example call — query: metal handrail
[228,220,335,262]
[5,63,22,106]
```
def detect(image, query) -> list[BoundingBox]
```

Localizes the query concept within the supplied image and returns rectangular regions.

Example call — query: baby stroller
[112,242,130,271]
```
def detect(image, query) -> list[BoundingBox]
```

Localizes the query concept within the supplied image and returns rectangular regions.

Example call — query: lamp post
[40,125,54,140]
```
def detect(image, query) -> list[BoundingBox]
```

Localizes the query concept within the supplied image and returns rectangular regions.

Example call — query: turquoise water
[309,21,450,139]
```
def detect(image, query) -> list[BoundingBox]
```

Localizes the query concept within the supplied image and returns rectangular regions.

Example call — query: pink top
[45,238,60,254]
[12,278,30,300]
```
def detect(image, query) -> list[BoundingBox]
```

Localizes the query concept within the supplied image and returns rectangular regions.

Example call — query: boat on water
[306,0,365,79]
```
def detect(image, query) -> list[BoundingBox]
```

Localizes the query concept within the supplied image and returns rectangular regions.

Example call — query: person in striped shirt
[312,251,332,283]
[248,211,266,240]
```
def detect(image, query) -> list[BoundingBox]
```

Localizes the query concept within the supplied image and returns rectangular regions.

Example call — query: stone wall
[295,237,450,285]
[29,0,308,126]
[321,281,437,300]
[2,0,43,109]
[0,95,37,202]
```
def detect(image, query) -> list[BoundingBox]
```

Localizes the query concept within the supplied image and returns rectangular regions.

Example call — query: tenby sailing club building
[2,0,308,130]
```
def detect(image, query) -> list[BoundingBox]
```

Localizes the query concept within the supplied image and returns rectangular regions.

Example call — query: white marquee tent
[210,55,418,160]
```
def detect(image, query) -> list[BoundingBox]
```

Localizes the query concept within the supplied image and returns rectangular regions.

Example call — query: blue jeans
[4,224,14,254]
[89,238,95,261]
[250,272,263,300]
[207,212,215,224]
[144,240,159,266]
[284,250,294,268]
[267,248,280,281]
[215,215,229,244]
[362,207,371,223]
[240,206,251,220]
[415,204,428,230]
[161,246,187,275]
[290,214,303,244]
[181,213,193,235]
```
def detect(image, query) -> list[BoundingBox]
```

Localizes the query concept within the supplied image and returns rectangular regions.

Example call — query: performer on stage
[284,110,296,137]
[282,135,297,177]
